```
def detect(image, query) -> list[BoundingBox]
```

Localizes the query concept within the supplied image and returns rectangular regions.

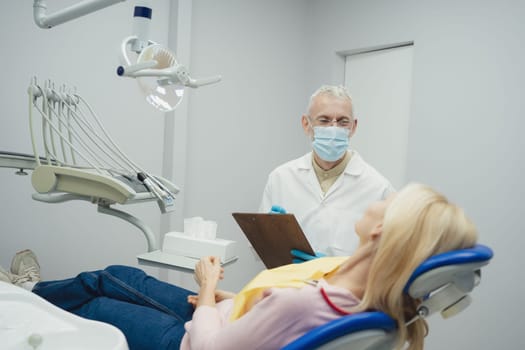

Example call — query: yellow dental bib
[229,256,347,321]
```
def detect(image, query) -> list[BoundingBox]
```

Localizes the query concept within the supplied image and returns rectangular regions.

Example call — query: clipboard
[232,213,315,268]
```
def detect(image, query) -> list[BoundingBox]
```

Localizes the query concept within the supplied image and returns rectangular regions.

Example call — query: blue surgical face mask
[311,126,350,162]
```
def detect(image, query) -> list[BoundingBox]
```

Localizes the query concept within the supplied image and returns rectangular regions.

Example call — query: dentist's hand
[291,249,327,263]
[269,205,287,214]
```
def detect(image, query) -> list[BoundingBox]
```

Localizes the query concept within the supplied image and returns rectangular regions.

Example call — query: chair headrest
[404,244,494,296]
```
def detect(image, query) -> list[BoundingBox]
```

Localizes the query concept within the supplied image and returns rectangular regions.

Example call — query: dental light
[118,40,221,111]
[32,0,221,112]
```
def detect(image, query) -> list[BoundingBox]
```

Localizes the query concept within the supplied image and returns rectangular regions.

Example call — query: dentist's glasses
[310,116,354,128]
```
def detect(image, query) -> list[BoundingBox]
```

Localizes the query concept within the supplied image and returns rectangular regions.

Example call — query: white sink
[0,281,128,350]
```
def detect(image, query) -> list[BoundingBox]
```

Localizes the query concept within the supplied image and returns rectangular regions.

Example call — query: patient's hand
[194,256,224,286]
[194,256,226,307]
[215,289,236,301]
[187,289,236,307]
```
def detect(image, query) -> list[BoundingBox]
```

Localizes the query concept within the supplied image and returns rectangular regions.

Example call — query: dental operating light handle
[33,0,126,29]
[186,75,223,88]
[163,65,223,88]
[116,60,158,76]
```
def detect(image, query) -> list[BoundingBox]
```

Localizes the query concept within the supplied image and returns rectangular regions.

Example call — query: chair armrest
[405,244,494,296]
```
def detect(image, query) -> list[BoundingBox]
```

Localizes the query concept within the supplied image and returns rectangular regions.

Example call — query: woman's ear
[370,223,383,240]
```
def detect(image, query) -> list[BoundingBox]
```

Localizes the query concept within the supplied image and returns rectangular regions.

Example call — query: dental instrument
[26,78,178,251]
[137,171,174,213]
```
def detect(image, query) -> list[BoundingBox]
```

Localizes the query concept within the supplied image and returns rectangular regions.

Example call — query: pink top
[180,279,360,350]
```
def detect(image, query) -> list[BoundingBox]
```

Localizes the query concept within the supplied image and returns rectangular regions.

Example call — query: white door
[344,44,414,189]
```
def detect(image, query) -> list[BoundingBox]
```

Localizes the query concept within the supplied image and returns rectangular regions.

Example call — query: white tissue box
[162,231,237,262]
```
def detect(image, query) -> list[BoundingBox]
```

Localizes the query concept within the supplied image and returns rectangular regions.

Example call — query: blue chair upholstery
[282,244,493,350]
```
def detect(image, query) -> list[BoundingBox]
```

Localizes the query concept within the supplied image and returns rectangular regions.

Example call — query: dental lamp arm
[33,0,126,29]
[157,65,222,88]
[117,59,222,88]
[118,64,222,88]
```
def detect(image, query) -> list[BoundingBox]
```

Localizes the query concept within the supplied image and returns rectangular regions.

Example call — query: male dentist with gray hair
[259,85,394,262]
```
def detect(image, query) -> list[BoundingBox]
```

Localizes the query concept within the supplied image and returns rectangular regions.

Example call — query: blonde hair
[357,183,478,350]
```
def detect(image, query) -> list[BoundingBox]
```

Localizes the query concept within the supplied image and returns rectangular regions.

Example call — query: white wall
[176,0,311,290]
[305,0,524,348]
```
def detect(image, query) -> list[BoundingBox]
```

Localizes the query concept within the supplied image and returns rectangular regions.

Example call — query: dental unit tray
[31,165,175,206]
[0,151,166,205]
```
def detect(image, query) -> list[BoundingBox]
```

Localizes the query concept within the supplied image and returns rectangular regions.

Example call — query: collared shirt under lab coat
[259,151,395,256]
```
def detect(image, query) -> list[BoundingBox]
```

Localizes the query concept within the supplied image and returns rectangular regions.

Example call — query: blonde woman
[2,183,477,350]
[352,183,478,349]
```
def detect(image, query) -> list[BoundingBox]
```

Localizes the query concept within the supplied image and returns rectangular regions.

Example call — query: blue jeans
[33,265,195,350]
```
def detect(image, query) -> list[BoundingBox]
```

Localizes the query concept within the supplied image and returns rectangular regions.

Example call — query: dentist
[260,85,394,261]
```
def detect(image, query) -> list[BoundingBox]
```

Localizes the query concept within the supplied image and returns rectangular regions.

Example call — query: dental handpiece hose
[137,172,166,199]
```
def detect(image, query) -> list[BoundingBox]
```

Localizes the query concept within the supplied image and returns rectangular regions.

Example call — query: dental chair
[282,244,493,350]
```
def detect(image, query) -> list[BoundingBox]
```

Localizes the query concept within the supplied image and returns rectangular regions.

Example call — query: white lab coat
[259,151,395,256]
